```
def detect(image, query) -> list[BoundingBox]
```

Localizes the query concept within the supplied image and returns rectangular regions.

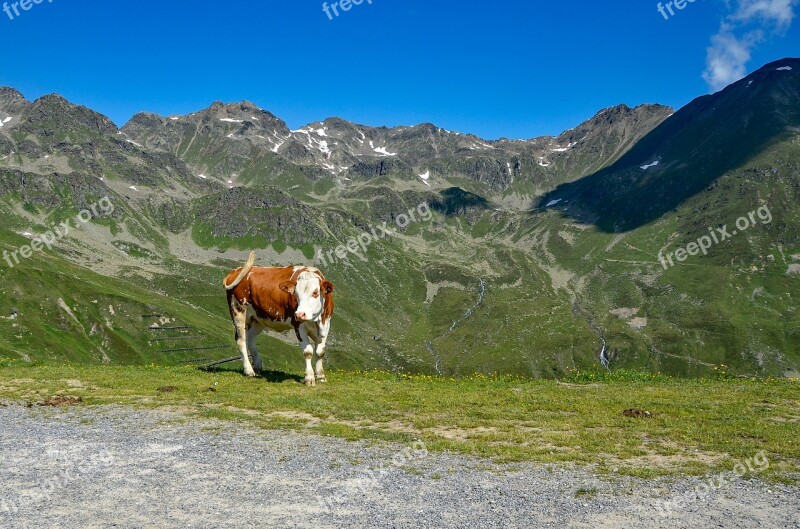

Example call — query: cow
[222,252,335,385]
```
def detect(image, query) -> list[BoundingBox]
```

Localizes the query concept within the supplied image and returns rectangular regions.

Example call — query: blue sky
[0,0,797,139]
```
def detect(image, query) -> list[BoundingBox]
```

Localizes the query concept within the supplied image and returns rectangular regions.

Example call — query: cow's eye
[312,290,319,298]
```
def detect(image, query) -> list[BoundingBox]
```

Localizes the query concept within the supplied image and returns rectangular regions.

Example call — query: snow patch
[545,199,562,207]
[169,116,180,121]
[129,186,138,191]
[373,146,397,156]
[220,118,244,123]
[551,142,577,153]
[0,116,12,127]
[640,161,659,170]
[776,66,792,71]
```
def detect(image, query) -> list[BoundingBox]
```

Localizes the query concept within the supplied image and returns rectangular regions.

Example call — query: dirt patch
[36,395,83,407]
[425,281,465,304]
[268,410,322,425]
[430,425,499,441]
[623,408,653,418]
[610,307,639,320]
[628,317,648,330]
[558,231,576,246]
[767,415,800,423]
[4,378,36,385]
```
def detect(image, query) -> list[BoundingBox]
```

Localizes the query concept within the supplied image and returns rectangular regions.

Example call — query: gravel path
[0,405,797,529]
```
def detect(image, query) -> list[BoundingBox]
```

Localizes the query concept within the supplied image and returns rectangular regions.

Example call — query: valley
[0,59,798,378]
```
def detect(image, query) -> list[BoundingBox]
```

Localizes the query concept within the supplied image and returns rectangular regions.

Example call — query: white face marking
[294,271,324,322]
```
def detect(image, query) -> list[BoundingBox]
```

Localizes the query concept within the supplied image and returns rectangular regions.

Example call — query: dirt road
[0,405,797,528]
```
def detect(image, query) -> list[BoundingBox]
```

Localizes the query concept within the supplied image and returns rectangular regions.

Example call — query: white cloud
[732,0,796,28]
[702,26,762,91]
[702,0,798,92]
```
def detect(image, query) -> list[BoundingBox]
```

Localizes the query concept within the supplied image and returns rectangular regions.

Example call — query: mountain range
[0,58,798,378]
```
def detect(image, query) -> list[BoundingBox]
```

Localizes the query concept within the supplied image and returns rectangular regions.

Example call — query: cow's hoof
[316,376,327,383]
[244,370,258,378]
[304,377,316,386]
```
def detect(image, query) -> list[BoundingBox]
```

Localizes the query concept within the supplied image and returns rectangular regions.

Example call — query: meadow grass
[0,361,797,480]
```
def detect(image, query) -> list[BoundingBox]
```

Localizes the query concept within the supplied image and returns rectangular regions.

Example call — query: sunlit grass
[0,361,797,480]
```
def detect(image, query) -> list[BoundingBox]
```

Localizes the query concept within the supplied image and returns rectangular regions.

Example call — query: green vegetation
[1,363,797,480]
[1,62,798,380]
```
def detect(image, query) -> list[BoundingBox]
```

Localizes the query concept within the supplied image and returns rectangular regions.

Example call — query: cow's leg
[246,321,265,374]
[298,325,316,386]
[314,320,331,383]
[233,309,257,377]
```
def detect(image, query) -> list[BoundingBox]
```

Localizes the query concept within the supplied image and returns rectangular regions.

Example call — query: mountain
[0,57,798,378]
[121,101,672,202]
[540,58,800,231]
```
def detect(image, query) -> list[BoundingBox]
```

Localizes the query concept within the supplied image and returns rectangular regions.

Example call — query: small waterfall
[427,278,485,376]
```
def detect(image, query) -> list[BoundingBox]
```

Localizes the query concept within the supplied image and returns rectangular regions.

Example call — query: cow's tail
[223,251,256,291]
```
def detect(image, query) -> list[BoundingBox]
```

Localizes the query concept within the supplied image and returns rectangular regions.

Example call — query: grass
[1,362,797,481]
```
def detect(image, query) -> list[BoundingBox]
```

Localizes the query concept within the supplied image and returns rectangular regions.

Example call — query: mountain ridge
[0,57,798,378]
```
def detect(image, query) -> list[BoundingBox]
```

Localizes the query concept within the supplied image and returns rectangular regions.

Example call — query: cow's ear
[322,281,334,294]
[279,281,296,295]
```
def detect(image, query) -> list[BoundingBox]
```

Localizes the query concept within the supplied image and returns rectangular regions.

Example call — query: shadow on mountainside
[535,59,800,232]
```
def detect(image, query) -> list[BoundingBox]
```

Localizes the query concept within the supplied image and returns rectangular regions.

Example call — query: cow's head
[280,271,334,323]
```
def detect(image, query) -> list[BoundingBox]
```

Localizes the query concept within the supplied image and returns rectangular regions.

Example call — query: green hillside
[0,59,798,378]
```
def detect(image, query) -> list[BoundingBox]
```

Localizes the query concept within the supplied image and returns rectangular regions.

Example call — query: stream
[426,278,486,376]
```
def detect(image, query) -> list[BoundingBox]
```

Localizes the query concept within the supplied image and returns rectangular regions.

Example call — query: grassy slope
[1,130,797,378]
[0,362,797,480]
[0,225,307,368]
[528,138,800,377]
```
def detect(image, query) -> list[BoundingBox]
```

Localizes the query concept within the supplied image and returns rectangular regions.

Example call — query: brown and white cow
[223,252,335,385]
